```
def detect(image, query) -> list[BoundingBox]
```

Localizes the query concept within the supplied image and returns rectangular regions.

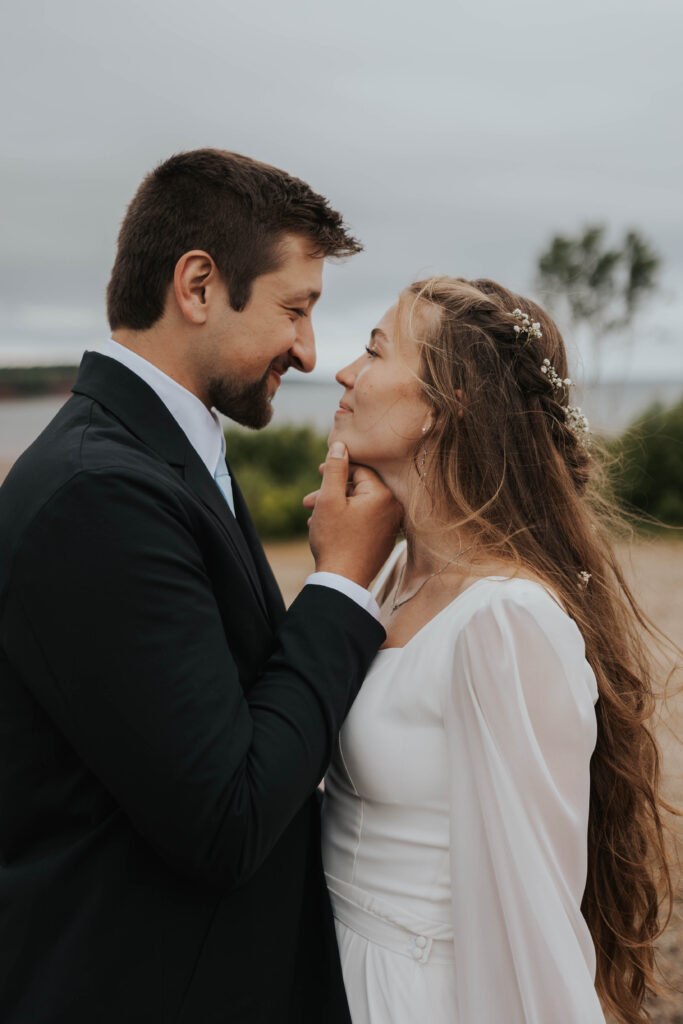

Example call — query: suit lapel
[230,472,286,627]
[180,448,270,619]
[72,352,270,621]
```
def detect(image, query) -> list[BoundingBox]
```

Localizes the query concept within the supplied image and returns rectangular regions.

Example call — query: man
[0,150,399,1023]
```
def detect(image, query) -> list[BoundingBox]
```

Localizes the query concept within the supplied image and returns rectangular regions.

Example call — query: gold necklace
[390,544,475,614]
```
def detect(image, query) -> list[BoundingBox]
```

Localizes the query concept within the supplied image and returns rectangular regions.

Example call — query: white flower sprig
[509,310,591,451]
[540,358,572,393]
[578,571,592,591]
[511,308,543,342]
[540,359,591,451]
[566,405,590,442]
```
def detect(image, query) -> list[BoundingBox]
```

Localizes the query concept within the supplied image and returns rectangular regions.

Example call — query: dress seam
[350,798,364,885]
[336,733,364,885]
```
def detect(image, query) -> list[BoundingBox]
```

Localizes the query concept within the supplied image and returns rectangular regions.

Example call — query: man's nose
[290,316,316,374]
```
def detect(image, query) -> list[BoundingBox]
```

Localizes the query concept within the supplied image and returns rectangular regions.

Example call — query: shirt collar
[99,338,225,476]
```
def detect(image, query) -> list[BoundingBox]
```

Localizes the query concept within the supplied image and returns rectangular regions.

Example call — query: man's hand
[303,442,402,589]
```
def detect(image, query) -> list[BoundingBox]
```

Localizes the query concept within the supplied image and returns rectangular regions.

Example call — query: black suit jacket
[0,353,384,1023]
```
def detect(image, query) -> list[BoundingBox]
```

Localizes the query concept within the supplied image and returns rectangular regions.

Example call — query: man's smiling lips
[269,362,290,389]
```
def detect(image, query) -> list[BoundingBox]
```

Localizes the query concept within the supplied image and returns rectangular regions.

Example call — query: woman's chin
[328,425,355,462]
[328,423,383,470]
[327,423,347,448]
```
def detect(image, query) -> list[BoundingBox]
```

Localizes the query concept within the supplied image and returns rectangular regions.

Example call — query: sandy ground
[265,536,683,1022]
[613,539,683,1023]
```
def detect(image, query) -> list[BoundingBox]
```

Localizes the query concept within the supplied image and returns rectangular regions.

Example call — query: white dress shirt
[98,339,379,618]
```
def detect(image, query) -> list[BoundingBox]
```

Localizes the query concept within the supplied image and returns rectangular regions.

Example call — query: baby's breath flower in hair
[541,357,569,392]
[578,570,592,590]
[540,359,591,451]
[566,406,591,448]
[511,313,591,452]
[511,308,543,342]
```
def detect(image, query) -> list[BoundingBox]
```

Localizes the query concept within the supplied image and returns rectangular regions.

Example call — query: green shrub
[609,398,683,526]
[225,425,328,538]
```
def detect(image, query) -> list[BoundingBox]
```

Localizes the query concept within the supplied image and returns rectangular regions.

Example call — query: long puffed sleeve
[443,581,605,1024]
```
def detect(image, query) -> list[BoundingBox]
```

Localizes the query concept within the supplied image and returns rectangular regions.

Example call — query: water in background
[0,377,682,463]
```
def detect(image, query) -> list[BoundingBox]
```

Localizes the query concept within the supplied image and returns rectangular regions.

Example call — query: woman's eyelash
[365,345,379,358]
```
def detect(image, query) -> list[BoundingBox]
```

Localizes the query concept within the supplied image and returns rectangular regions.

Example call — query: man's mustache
[269,358,292,378]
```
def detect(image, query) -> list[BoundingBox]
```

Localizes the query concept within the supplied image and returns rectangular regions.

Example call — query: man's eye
[289,308,308,318]
[364,345,379,358]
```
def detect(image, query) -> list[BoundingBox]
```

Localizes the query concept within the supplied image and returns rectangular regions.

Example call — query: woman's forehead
[394,292,441,349]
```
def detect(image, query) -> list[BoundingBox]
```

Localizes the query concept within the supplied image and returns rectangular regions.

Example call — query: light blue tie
[213,455,236,516]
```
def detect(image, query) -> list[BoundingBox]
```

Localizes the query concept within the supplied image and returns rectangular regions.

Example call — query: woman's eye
[364,345,379,358]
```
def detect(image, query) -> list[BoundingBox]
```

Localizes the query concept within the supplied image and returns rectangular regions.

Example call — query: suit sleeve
[443,588,605,1023]
[3,467,384,889]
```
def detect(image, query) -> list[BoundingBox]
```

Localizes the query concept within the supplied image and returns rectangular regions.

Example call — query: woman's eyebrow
[370,328,390,345]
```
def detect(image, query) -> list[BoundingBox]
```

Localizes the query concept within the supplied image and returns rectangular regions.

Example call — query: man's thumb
[319,442,349,496]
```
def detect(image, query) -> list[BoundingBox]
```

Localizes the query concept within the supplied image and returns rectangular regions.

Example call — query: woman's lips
[335,402,352,415]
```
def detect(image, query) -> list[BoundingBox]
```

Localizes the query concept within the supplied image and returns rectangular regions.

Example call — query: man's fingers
[302,489,320,509]
[346,463,385,496]
[306,452,381,512]
[348,464,376,484]
[304,447,358,509]
[307,446,403,586]
[317,442,350,501]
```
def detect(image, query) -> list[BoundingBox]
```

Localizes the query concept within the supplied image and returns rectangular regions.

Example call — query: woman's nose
[335,359,358,389]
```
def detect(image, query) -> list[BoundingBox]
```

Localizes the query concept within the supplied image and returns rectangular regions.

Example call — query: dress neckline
[378,575,509,654]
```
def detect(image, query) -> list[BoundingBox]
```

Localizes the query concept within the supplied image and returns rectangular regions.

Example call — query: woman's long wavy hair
[399,276,679,1024]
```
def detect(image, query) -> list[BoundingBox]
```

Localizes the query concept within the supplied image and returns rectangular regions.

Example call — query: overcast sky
[2,0,682,380]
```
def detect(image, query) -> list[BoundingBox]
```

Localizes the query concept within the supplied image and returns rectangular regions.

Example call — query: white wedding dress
[321,541,606,1023]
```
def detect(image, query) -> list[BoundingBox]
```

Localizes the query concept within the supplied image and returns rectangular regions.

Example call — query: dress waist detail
[325,874,455,966]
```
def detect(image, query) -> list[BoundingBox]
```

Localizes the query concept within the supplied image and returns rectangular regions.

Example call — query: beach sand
[613,539,683,1023]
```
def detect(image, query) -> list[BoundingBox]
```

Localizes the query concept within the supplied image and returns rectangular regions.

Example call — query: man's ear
[172,250,219,325]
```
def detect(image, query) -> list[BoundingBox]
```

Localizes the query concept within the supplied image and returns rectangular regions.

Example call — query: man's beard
[208,364,277,429]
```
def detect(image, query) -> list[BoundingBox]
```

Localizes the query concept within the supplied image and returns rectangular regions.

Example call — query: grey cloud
[1,0,682,373]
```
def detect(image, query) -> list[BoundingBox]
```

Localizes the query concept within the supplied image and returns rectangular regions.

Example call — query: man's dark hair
[106,149,362,330]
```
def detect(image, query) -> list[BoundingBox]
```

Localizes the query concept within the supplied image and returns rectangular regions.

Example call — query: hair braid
[459,283,592,497]
[513,337,592,494]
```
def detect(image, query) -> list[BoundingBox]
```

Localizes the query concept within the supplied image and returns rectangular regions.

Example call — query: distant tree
[535,226,660,384]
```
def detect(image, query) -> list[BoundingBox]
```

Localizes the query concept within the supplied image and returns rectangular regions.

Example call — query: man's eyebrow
[284,289,321,304]
[370,328,390,344]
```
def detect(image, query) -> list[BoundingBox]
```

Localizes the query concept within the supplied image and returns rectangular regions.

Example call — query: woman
[317,278,674,1023]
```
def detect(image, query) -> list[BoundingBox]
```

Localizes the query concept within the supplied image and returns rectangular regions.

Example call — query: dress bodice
[321,541,606,1023]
